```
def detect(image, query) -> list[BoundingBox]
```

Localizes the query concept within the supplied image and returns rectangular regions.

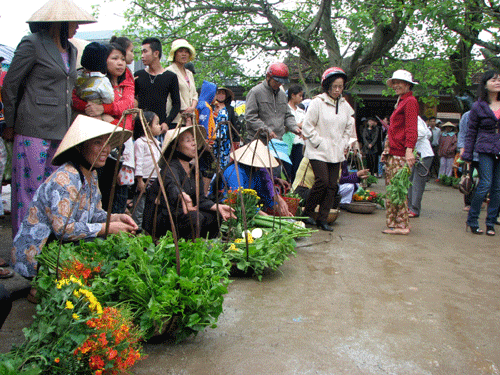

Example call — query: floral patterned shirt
[12,163,107,277]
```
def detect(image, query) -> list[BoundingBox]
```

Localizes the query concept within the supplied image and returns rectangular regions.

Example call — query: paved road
[1,181,499,374]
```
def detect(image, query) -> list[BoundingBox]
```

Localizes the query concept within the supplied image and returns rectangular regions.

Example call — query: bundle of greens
[36,233,231,342]
[224,216,316,280]
[386,165,412,206]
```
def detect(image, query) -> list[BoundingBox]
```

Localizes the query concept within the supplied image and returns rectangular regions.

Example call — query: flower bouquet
[0,272,143,375]
[222,188,261,238]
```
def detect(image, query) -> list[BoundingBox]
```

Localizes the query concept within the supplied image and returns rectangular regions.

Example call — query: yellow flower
[73,290,81,298]
[65,300,74,310]
[229,244,238,251]
[72,313,80,320]
[234,238,243,243]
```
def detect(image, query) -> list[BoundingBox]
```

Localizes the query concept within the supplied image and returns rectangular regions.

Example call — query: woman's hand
[136,179,146,194]
[277,195,292,217]
[180,192,196,214]
[212,204,236,221]
[85,102,105,117]
[357,169,370,179]
[405,148,415,167]
[100,214,138,235]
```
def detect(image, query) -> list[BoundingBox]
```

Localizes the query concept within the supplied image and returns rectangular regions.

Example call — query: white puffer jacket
[303,93,355,163]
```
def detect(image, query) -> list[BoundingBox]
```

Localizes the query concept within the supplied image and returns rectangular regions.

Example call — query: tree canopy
[120,0,499,101]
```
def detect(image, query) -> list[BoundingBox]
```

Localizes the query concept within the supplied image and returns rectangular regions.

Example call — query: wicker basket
[340,201,377,214]
[282,196,301,216]
[311,208,340,223]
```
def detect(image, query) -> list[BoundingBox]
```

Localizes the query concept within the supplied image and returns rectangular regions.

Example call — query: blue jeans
[467,153,500,227]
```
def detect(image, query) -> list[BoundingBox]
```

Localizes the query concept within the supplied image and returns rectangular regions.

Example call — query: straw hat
[161,125,207,158]
[386,70,418,88]
[167,39,196,62]
[232,139,279,169]
[27,0,96,24]
[52,115,132,166]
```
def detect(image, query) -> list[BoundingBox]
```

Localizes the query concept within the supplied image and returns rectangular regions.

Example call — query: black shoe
[316,220,333,232]
[302,216,316,226]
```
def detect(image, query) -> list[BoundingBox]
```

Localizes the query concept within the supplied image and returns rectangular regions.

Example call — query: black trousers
[303,160,340,222]
[0,285,12,329]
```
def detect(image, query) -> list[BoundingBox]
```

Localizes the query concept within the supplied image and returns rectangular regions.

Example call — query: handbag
[459,162,473,195]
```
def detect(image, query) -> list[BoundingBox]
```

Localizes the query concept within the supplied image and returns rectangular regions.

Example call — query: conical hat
[27,0,97,24]
[232,139,279,168]
[161,125,207,157]
[441,121,457,128]
[52,115,132,166]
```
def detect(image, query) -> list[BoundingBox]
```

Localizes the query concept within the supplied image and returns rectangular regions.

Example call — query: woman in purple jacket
[462,70,500,235]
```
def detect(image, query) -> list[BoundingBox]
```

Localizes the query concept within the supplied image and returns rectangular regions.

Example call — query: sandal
[382,228,410,235]
[486,226,496,236]
[0,268,14,279]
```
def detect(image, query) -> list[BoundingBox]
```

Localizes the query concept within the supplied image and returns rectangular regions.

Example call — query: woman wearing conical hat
[143,125,235,240]
[217,139,293,216]
[11,115,137,279]
[1,0,96,239]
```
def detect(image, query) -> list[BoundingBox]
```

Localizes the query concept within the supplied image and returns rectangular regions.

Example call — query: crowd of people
[0,0,499,292]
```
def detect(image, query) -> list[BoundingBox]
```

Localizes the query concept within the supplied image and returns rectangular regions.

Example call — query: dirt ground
[1,180,500,375]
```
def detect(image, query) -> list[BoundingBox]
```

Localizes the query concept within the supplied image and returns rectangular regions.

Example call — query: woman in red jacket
[72,43,135,212]
[72,43,135,130]
[381,70,418,235]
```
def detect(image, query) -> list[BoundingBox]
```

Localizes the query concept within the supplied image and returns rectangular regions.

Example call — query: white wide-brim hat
[52,115,132,166]
[386,69,418,88]
[167,39,196,62]
[232,139,279,169]
[27,0,97,24]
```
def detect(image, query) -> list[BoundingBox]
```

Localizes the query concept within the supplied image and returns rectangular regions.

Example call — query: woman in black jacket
[143,126,235,239]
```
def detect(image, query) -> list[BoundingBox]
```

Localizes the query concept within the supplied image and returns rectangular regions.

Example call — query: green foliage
[37,233,231,342]
[386,165,413,206]
[112,0,498,106]
[225,221,312,281]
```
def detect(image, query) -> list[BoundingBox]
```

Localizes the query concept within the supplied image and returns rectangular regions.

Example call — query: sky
[0,0,130,48]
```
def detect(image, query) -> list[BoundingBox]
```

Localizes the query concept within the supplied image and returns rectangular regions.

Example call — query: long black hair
[29,22,70,50]
[478,70,500,103]
[106,42,127,85]
[133,111,157,140]
[109,35,132,51]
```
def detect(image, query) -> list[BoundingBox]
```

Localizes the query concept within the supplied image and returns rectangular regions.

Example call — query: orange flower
[54,357,60,363]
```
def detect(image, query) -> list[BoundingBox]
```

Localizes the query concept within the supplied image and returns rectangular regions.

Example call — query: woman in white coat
[302,67,354,231]
[407,116,434,217]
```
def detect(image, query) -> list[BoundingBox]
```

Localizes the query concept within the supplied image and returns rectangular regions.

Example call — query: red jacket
[72,68,135,131]
[388,91,418,157]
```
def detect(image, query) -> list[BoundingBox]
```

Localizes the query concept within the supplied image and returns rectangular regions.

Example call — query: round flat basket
[340,201,377,214]
[311,208,340,223]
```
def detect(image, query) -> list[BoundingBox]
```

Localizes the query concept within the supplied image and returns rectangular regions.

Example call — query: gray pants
[408,156,433,216]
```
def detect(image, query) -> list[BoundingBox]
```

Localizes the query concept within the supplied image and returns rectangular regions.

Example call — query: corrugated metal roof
[74,30,116,42]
